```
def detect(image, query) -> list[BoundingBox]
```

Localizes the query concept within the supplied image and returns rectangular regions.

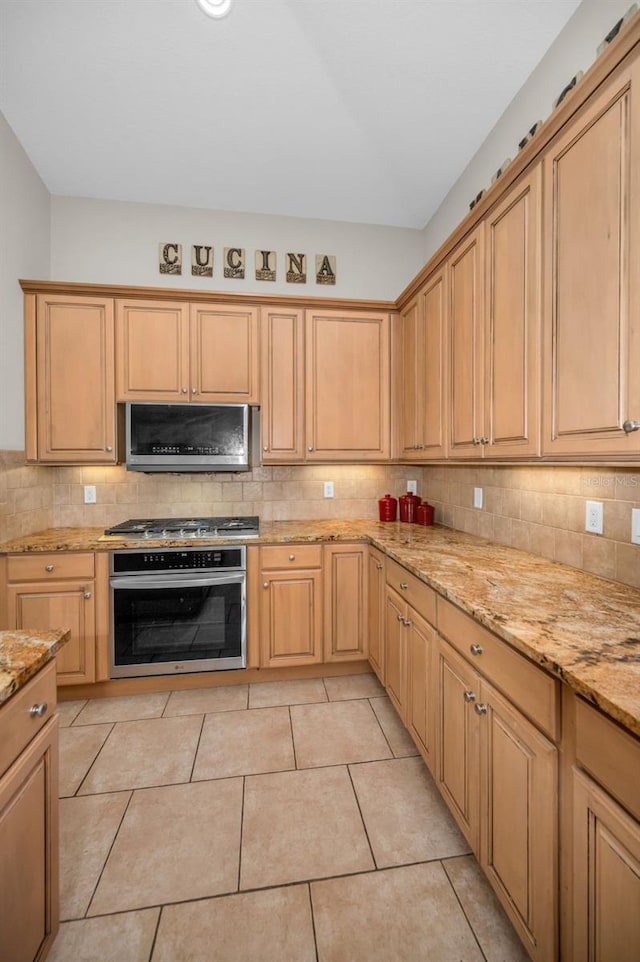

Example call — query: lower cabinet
[4,553,99,686]
[323,545,367,662]
[259,545,323,667]
[367,547,386,683]
[384,586,407,717]
[0,662,59,962]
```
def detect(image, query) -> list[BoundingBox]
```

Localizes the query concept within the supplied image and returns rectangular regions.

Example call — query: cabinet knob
[403,618,412,627]
[105,445,113,452]
[463,690,476,702]
[289,554,295,561]
[376,563,383,570]
[480,437,490,445]
[191,387,197,394]
[474,703,488,715]
[623,419,640,434]
[470,644,483,656]
[29,702,48,718]
[399,582,408,590]
[472,437,481,445]
[263,445,269,452]
[396,613,404,622]
[263,581,269,589]
[308,446,314,452]
[181,387,188,394]
[45,564,54,572]
[84,591,92,600]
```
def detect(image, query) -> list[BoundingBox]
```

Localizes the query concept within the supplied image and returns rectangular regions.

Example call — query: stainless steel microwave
[125,402,253,472]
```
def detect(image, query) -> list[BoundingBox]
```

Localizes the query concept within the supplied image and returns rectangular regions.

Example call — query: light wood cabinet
[260,306,305,461]
[323,544,367,662]
[24,294,116,463]
[367,547,386,683]
[5,554,98,686]
[116,299,259,403]
[384,585,407,719]
[449,224,485,457]
[0,662,59,962]
[259,546,323,667]
[305,309,390,460]
[399,266,448,460]
[543,57,640,458]
[405,608,437,773]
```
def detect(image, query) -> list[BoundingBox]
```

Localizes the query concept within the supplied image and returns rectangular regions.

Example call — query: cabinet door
[479,679,557,962]
[367,547,385,683]
[29,295,115,463]
[8,582,96,685]
[406,609,436,773]
[485,167,541,458]
[399,296,422,457]
[260,307,305,461]
[573,768,640,962]
[420,266,448,459]
[305,310,390,460]
[323,545,367,662]
[384,586,406,719]
[436,637,480,851]
[0,717,59,962]
[543,60,640,457]
[190,303,259,402]
[116,299,189,400]
[260,569,323,667]
[449,225,485,457]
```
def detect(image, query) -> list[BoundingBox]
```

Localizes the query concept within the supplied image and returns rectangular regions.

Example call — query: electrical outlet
[323,481,334,498]
[632,508,640,545]
[585,500,603,535]
[406,480,418,495]
[83,485,97,504]
[473,487,483,509]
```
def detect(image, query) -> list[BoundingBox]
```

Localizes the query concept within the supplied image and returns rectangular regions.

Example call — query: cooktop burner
[104,516,259,539]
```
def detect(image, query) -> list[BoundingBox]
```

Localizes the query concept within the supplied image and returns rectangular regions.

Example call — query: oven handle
[110,573,245,590]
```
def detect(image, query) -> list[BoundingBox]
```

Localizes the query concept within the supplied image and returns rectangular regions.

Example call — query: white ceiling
[0,0,581,229]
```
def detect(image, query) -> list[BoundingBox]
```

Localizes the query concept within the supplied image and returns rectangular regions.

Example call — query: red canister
[399,491,421,523]
[416,502,435,526]
[378,493,398,522]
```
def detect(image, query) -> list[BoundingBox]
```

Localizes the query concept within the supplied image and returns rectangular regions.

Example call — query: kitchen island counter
[0,628,70,706]
[1,521,639,735]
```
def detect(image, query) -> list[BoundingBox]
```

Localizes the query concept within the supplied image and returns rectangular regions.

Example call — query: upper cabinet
[399,266,448,460]
[305,309,390,460]
[260,306,305,462]
[449,224,485,457]
[116,299,259,403]
[25,294,116,463]
[542,58,640,458]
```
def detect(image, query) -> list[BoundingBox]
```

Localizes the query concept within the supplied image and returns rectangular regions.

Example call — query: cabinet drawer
[437,597,559,740]
[7,552,95,582]
[576,698,640,820]
[0,661,57,779]
[386,558,436,624]
[260,545,322,569]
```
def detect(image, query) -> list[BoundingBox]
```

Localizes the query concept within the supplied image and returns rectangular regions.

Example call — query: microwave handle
[110,573,244,590]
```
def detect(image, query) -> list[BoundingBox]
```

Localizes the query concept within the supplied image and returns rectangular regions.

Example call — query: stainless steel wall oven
[109,545,246,678]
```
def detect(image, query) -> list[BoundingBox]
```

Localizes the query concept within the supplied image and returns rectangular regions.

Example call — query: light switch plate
[83,485,97,504]
[632,508,640,545]
[585,500,604,534]
[473,487,483,509]
[323,481,334,498]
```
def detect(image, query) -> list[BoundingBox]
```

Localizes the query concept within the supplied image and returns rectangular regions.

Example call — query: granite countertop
[0,629,70,706]
[2,521,639,736]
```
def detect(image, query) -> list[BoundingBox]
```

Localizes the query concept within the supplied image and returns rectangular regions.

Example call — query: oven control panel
[111,546,245,574]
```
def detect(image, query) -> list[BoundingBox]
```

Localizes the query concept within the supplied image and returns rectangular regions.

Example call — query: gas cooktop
[103,516,259,539]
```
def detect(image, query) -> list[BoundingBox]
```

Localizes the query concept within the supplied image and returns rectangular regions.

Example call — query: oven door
[110,571,246,677]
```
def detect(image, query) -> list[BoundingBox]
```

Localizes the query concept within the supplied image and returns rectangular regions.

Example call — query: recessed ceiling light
[196,0,232,19]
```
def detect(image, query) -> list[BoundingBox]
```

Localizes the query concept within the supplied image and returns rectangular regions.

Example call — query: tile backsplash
[1,452,639,589]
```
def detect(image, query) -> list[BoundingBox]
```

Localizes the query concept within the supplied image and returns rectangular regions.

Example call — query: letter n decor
[286,252,306,284]
[316,254,336,285]
[224,248,245,279]
[159,243,182,275]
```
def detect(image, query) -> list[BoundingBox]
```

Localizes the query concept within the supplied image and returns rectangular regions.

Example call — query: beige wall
[2,453,639,591]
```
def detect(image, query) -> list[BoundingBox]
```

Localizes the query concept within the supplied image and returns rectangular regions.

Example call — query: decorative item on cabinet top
[157,244,336,284]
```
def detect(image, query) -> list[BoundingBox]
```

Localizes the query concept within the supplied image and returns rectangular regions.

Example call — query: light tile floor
[50,673,529,962]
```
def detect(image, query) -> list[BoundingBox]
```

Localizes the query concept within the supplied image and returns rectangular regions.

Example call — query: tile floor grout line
[147,905,163,962]
[187,711,207,782]
[236,775,246,892]
[307,881,320,962]
[70,721,116,797]
[288,704,300,770]
[366,695,397,758]
[79,788,135,921]
[441,857,490,962]
[346,763,379,871]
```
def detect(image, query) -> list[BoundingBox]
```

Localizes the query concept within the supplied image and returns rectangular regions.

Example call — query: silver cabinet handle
[29,702,48,718]
[181,387,188,394]
[623,419,640,433]
[106,445,113,452]
[480,437,490,445]
[45,564,54,572]
[464,691,476,702]
[263,581,269,589]
[472,437,481,445]
[396,613,403,622]
[289,554,295,561]
[84,591,92,600]
[470,644,483,656]
[474,703,488,715]
[399,582,408,590]
[376,563,383,570]
[403,618,412,627]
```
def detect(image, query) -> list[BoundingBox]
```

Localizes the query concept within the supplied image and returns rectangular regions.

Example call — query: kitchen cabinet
[367,547,386,683]
[0,661,58,962]
[570,697,640,961]
[116,299,259,403]
[260,306,305,461]
[399,266,448,460]
[259,545,323,667]
[543,57,640,458]
[323,544,367,662]
[4,554,99,686]
[24,294,116,464]
[305,309,390,460]
[436,601,559,962]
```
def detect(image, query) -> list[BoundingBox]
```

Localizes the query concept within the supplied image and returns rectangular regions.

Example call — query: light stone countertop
[1,521,639,735]
[0,629,70,705]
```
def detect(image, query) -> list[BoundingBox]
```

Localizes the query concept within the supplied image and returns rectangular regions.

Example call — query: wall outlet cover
[632,508,640,545]
[323,481,334,498]
[473,487,483,509]
[406,480,418,495]
[585,500,604,535]
[83,485,97,504]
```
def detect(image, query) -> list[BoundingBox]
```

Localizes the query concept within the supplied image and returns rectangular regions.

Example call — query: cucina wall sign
[158,243,336,285]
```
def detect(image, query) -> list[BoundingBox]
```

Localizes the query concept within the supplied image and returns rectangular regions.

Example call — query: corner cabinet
[116,299,259,403]
[24,294,116,463]
[543,56,640,458]
[305,309,390,460]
